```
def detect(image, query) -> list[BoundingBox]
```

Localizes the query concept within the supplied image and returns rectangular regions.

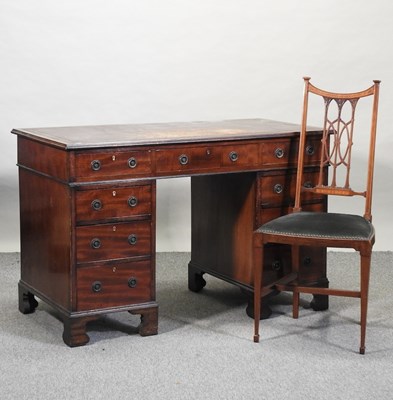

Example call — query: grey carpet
[1,252,392,399]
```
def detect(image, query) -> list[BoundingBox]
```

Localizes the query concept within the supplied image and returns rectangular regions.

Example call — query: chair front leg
[253,234,264,343]
[359,249,372,355]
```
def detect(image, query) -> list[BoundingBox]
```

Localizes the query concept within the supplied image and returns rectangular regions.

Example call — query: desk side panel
[19,169,73,310]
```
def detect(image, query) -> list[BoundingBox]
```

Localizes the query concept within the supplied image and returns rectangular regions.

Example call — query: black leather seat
[257,212,375,241]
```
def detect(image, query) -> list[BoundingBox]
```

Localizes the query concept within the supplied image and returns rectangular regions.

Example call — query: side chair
[253,77,380,354]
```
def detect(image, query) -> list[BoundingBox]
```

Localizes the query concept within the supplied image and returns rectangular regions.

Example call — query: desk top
[12,118,320,150]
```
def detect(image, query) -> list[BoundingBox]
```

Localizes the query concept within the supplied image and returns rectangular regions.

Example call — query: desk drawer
[220,143,260,167]
[76,221,151,263]
[258,169,324,208]
[261,244,326,287]
[155,145,221,173]
[262,138,321,167]
[155,143,260,174]
[76,184,152,223]
[74,149,152,180]
[76,260,152,311]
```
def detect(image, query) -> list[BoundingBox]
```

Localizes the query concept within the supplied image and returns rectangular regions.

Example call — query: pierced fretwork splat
[319,97,359,194]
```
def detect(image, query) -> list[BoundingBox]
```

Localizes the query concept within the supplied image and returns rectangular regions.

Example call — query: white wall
[1,0,392,251]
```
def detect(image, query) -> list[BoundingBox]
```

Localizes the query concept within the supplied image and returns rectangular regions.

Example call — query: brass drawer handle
[127,196,138,207]
[274,148,284,159]
[306,145,315,155]
[274,183,283,194]
[91,199,102,211]
[179,154,189,165]
[92,281,102,292]
[128,157,138,168]
[128,277,137,288]
[272,260,282,271]
[91,160,101,171]
[229,151,238,162]
[303,256,312,266]
[90,238,101,249]
[303,181,313,189]
[128,234,138,245]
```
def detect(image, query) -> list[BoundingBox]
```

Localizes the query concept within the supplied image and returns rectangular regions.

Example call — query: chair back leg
[291,245,300,319]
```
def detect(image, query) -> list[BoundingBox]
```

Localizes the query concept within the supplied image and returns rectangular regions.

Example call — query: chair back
[294,77,380,222]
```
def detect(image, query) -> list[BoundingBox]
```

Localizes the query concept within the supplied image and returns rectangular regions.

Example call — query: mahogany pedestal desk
[13,119,328,347]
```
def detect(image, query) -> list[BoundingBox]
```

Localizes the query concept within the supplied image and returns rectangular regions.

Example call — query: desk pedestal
[189,173,328,317]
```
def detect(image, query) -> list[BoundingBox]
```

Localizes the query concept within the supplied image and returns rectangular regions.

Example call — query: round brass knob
[306,145,315,155]
[229,151,238,162]
[303,256,312,266]
[91,199,102,211]
[179,154,189,165]
[127,196,138,207]
[128,234,137,245]
[128,277,137,288]
[275,148,284,159]
[90,238,101,249]
[272,260,282,271]
[128,157,138,168]
[91,160,101,171]
[92,281,102,292]
[274,184,283,194]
